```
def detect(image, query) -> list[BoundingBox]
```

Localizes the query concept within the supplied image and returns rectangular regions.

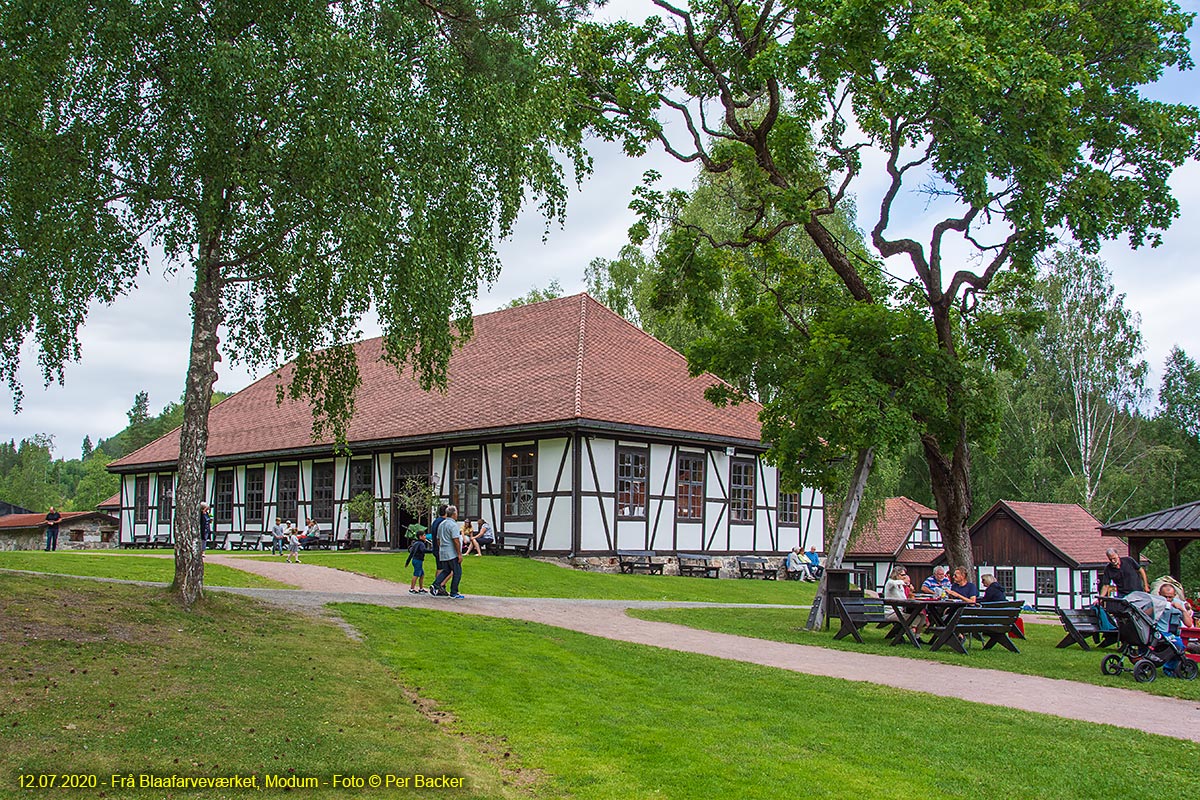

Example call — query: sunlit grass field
[0,551,293,588]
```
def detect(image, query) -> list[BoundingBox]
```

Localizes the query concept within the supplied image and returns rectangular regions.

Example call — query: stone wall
[0,517,120,551]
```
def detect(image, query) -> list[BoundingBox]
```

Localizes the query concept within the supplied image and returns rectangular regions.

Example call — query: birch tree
[0,0,591,605]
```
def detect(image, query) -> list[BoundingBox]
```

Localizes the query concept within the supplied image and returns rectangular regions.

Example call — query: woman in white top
[883,567,927,634]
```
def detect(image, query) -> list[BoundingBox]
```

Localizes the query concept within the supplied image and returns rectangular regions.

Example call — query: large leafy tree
[574,0,1200,569]
[0,0,590,604]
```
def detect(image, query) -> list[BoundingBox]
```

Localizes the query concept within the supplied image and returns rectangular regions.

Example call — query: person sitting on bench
[805,546,824,577]
[785,548,815,581]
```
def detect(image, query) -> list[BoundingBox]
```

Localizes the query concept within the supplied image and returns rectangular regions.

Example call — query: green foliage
[502,279,565,308]
[0,0,592,439]
[1160,346,1200,440]
[0,434,59,511]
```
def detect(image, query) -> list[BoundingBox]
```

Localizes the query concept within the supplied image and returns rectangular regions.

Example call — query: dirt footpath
[208,556,1200,743]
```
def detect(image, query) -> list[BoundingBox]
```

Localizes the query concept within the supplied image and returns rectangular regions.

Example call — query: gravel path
[205,555,1200,743]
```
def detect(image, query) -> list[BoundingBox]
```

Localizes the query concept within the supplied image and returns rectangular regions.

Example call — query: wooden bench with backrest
[1055,606,1118,650]
[736,555,779,580]
[676,553,721,578]
[929,604,1023,654]
[208,530,229,550]
[124,533,151,549]
[151,531,172,548]
[229,531,263,551]
[616,550,664,575]
[335,530,362,550]
[492,532,534,556]
[833,597,895,643]
[301,530,334,551]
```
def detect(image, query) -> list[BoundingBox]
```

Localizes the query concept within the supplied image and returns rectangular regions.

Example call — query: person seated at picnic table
[461,519,483,556]
[979,573,1007,603]
[785,547,815,581]
[805,546,824,577]
[946,567,977,603]
[883,567,928,634]
[920,566,951,597]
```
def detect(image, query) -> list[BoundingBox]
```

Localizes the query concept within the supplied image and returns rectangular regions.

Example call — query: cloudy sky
[3,2,1200,459]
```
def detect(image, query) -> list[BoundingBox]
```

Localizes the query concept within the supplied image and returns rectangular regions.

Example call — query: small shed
[844,497,944,591]
[0,511,121,551]
[1101,500,1200,580]
[969,501,1115,610]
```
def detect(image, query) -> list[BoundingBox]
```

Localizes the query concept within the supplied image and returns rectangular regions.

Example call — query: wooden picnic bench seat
[1055,606,1117,651]
[676,553,721,578]
[490,532,534,556]
[833,597,894,643]
[736,555,779,580]
[616,550,664,575]
[929,604,1023,654]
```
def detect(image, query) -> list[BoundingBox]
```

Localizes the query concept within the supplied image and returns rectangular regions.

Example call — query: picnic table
[881,598,967,648]
[1184,626,1200,665]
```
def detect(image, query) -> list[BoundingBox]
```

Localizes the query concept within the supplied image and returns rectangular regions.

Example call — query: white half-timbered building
[108,294,824,555]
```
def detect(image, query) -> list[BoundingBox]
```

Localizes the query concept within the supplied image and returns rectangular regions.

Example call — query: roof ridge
[574,294,587,417]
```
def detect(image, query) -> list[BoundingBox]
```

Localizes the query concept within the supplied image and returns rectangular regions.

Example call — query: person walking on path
[431,505,464,599]
[406,531,430,593]
[44,507,61,551]
[286,527,302,563]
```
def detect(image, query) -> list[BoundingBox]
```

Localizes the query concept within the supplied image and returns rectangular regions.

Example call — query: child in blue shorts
[406,532,429,594]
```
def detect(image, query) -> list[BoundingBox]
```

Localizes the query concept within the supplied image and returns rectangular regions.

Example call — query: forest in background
[0,390,229,513]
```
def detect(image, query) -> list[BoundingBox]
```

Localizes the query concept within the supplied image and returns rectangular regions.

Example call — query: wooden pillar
[1127,538,1146,562]
[1164,538,1191,580]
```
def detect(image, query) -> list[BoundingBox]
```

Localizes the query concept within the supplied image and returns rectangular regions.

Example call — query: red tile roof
[97,493,121,510]
[110,294,765,469]
[896,547,945,565]
[976,501,1111,566]
[0,511,113,530]
[848,497,939,556]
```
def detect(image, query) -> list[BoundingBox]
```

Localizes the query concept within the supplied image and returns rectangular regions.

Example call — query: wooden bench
[335,531,362,550]
[301,531,334,551]
[1055,606,1118,650]
[929,604,1023,654]
[208,531,229,550]
[229,532,262,551]
[616,550,664,575]
[124,533,151,549]
[151,531,172,548]
[489,532,537,556]
[736,556,779,580]
[833,597,895,643]
[676,553,721,578]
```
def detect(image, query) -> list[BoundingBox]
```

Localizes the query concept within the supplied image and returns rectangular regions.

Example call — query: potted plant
[392,474,439,541]
[346,490,387,551]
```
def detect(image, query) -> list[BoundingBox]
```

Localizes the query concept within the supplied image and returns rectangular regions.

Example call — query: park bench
[208,531,229,550]
[616,550,664,575]
[928,604,1023,654]
[335,530,362,550]
[152,531,172,548]
[489,532,534,556]
[229,532,261,551]
[1055,606,1118,651]
[301,531,334,551]
[736,555,779,580]
[676,553,721,578]
[832,597,895,643]
[124,533,150,549]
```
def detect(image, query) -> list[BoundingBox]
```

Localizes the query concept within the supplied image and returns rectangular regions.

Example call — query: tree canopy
[572,0,1200,569]
[0,0,593,603]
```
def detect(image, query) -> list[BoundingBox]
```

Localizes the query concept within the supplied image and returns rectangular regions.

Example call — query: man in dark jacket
[44,507,62,551]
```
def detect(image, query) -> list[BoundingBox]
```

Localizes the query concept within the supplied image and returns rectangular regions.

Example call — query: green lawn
[0,551,293,589]
[241,551,818,603]
[3,572,1197,799]
[340,604,1199,799]
[0,574,519,799]
[627,606,1200,700]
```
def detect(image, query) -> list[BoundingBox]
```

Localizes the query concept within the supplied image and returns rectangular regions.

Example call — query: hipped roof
[110,294,765,471]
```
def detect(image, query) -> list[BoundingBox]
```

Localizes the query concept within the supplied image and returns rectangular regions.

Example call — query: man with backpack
[430,504,465,599]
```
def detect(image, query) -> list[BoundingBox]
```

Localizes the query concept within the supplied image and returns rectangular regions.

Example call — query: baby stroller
[1098,595,1197,683]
